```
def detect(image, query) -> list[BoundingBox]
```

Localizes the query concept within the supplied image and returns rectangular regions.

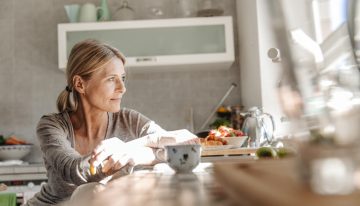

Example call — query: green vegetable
[255,147,277,158]
[209,118,231,129]
[276,147,295,158]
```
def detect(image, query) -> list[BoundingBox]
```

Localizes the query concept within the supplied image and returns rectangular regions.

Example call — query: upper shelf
[58,16,235,72]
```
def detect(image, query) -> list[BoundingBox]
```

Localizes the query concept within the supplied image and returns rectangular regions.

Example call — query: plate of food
[200,126,248,150]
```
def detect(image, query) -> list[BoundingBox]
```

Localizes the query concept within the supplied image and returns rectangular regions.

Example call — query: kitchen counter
[0,163,46,181]
[0,163,47,205]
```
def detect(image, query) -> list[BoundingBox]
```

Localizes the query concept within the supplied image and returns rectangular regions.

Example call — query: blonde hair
[56,39,126,112]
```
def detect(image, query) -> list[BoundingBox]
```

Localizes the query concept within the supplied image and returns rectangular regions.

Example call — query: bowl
[0,145,33,161]
[196,131,209,138]
[225,136,248,147]
[164,144,201,173]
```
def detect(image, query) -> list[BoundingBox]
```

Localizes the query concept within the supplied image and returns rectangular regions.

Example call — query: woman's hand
[89,137,134,175]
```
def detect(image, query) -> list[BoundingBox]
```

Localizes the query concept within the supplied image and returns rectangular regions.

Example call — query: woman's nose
[116,78,126,94]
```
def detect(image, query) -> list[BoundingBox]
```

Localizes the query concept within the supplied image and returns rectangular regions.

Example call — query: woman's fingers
[90,137,127,166]
[101,158,114,173]
[101,154,133,173]
[88,137,136,175]
[90,149,111,167]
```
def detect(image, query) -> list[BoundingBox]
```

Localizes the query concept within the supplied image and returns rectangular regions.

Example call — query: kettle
[242,107,275,147]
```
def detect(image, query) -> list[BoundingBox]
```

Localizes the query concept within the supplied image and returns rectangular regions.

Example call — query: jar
[112,0,135,21]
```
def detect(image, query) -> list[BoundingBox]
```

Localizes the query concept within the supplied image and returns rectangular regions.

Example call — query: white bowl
[224,136,248,147]
[0,145,33,161]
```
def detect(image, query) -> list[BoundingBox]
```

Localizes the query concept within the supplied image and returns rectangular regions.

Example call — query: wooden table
[66,163,237,206]
[214,158,360,206]
[66,155,360,206]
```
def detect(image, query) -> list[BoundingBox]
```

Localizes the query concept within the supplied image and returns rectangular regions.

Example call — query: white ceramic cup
[78,3,97,22]
[164,144,201,173]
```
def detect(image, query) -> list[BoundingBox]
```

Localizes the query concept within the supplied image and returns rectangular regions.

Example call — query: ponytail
[56,87,79,112]
[56,89,70,112]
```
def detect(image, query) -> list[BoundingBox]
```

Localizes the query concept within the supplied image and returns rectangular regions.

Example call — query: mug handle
[97,7,104,21]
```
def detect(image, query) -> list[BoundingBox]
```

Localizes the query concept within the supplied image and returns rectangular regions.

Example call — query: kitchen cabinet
[57,16,234,71]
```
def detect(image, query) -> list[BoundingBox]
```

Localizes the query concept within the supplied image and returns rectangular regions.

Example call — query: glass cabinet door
[58,16,234,70]
[67,25,226,58]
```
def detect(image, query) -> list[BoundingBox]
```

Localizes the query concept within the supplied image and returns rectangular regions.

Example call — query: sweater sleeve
[117,108,166,138]
[36,115,103,185]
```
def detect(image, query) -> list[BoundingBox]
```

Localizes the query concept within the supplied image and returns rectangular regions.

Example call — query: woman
[26,39,196,206]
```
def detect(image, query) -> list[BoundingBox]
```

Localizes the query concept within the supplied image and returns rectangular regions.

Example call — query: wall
[235,0,262,109]
[236,0,316,137]
[0,0,240,162]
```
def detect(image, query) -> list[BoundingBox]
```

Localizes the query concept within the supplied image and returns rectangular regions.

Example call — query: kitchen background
[0,0,242,163]
[0,0,317,163]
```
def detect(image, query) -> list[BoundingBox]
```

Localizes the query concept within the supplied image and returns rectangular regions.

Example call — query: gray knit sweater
[25,108,160,206]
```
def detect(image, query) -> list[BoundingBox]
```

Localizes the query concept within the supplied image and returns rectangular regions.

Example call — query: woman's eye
[108,77,115,81]
[122,76,126,82]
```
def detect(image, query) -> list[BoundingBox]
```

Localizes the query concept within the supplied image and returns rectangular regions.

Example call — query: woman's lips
[110,98,121,101]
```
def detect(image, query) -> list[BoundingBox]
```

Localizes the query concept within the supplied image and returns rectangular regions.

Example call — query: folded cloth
[0,193,17,206]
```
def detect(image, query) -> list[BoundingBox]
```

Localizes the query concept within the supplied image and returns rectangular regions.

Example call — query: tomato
[233,130,244,136]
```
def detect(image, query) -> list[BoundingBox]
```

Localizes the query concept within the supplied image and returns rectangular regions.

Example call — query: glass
[142,0,172,19]
[175,0,197,18]
[197,0,224,17]
[267,0,360,195]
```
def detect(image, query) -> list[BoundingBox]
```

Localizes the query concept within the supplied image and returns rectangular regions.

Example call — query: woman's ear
[73,75,86,94]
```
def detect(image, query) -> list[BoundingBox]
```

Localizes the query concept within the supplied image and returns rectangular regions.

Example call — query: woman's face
[82,57,126,113]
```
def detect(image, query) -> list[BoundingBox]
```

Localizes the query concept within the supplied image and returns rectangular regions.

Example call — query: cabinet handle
[136,57,157,62]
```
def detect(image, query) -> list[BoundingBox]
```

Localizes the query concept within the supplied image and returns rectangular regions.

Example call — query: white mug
[165,144,201,173]
[78,3,97,22]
